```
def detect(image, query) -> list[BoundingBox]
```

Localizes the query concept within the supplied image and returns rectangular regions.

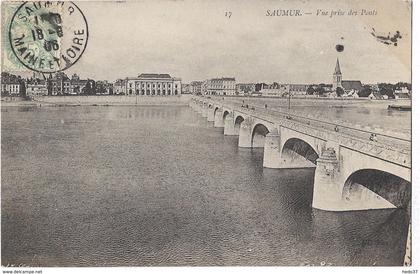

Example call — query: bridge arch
[214,107,220,117]
[222,110,230,124]
[234,115,245,135]
[251,123,270,147]
[281,137,319,165]
[223,110,230,119]
[342,169,411,210]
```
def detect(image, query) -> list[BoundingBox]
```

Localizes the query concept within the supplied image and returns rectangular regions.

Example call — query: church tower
[333,58,342,90]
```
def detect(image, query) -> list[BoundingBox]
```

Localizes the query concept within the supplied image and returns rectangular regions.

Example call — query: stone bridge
[190,97,411,212]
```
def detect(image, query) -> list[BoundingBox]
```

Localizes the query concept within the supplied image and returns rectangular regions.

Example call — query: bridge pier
[191,101,198,112]
[207,107,215,122]
[238,117,253,147]
[263,130,283,168]
[214,109,224,128]
[224,113,235,135]
[312,148,344,211]
[201,105,208,118]
[195,103,202,113]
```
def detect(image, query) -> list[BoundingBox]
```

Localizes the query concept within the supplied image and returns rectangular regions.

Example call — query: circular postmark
[9,1,88,73]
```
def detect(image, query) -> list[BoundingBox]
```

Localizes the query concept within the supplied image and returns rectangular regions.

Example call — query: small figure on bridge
[369,133,378,142]
[334,126,339,132]
[264,104,267,109]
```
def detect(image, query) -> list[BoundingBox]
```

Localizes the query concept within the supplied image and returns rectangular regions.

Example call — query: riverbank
[217,95,411,109]
[1,94,192,107]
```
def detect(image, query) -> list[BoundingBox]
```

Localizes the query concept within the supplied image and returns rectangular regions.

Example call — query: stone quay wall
[31,94,192,106]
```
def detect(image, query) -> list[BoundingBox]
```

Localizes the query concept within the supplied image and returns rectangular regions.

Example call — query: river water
[1,105,409,266]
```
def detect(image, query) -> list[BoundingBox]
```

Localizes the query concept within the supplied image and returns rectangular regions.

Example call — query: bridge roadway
[190,96,411,212]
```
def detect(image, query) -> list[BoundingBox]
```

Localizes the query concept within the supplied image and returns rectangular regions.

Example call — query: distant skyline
[2,0,411,84]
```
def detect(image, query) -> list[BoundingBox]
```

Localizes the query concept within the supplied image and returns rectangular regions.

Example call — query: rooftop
[138,73,172,79]
[27,79,47,85]
[342,80,363,91]
[2,78,21,84]
[210,77,235,81]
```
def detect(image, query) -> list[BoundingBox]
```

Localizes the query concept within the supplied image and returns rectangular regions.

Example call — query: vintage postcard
[0,0,413,271]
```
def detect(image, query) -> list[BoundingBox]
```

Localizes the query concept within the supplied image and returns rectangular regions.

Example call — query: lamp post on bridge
[286,89,291,119]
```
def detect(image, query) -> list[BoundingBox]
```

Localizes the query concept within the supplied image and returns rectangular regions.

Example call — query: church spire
[334,58,342,75]
[333,58,342,90]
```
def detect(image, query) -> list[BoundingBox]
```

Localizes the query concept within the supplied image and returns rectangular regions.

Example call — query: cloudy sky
[3,0,412,84]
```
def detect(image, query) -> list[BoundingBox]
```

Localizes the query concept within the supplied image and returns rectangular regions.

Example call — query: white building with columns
[123,73,181,96]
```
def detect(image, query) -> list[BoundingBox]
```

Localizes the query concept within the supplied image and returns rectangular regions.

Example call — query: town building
[1,72,24,96]
[190,81,203,95]
[2,80,22,96]
[255,83,269,92]
[26,78,48,96]
[344,89,360,98]
[332,58,363,95]
[341,80,363,94]
[368,91,383,100]
[236,83,255,96]
[96,80,113,94]
[51,72,71,95]
[206,77,236,95]
[394,87,410,99]
[257,83,308,97]
[125,73,181,96]
[288,84,308,95]
[113,79,127,95]
[260,83,288,97]
[83,79,96,95]
[201,81,208,95]
[181,83,190,94]
[70,74,88,95]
